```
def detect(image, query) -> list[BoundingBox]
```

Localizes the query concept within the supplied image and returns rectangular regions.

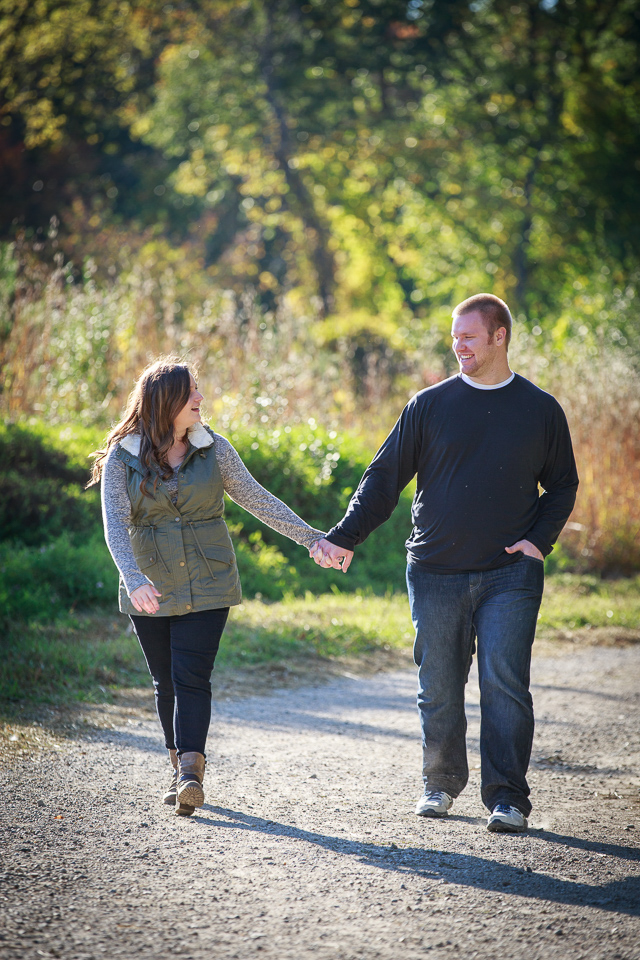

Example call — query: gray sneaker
[415,790,453,818]
[487,804,528,833]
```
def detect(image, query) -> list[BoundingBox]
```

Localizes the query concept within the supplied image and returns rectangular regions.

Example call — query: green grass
[0,592,414,709]
[219,591,415,667]
[537,573,640,632]
[1,574,638,713]
[0,614,149,705]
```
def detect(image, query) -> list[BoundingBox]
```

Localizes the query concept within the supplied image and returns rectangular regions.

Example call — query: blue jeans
[130,607,229,757]
[406,557,544,815]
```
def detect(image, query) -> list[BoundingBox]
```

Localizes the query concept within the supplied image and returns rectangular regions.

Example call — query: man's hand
[130,583,162,614]
[505,539,544,561]
[309,537,354,573]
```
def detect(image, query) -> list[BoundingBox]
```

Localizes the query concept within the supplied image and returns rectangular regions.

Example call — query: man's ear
[495,326,507,346]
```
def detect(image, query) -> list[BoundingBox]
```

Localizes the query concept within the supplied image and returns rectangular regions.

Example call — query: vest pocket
[200,544,236,568]
[197,544,235,582]
[192,542,238,598]
[129,527,157,570]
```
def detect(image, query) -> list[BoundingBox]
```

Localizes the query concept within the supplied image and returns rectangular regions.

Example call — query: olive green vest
[116,424,242,617]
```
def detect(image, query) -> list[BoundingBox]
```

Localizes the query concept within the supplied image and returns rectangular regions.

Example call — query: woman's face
[173,375,204,437]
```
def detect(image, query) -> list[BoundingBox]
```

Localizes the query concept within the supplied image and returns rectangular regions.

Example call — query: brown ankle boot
[163,749,178,806]
[176,751,205,813]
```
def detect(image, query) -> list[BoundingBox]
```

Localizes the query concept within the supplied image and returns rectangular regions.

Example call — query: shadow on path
[530,830,640,863]
[530,682,636,703]
[194,805,640,916]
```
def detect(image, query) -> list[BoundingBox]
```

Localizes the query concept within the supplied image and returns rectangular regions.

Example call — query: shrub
[220,421,413,594]
[0,422,101,546]
[0,419,413,624]
[0,531,118,622]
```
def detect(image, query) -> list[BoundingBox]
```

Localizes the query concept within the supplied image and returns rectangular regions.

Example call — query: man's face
[451,310,504,379]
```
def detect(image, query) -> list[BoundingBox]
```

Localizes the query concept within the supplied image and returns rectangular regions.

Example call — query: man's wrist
[325,532,356,551]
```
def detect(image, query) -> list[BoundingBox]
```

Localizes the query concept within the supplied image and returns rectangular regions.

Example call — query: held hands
[130,583,162,614]
[309,537,354,573]
[505,539,544,561]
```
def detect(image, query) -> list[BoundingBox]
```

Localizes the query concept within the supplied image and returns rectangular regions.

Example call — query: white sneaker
[487,804,528,833]
[415,790,453,818]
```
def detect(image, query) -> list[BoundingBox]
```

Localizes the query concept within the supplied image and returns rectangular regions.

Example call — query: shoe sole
[177,782,204,808]
[487,820,527,833]
[175,802,196,817]
[416,808,450,818]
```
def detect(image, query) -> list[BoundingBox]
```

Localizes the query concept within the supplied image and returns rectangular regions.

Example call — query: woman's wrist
[126,573,151,596]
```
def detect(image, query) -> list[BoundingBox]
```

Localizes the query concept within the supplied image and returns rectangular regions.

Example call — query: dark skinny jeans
[130,607,229,757]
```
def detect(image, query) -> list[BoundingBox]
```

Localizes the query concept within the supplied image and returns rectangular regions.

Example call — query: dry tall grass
[511,335,640,574]
[0,256,429,434]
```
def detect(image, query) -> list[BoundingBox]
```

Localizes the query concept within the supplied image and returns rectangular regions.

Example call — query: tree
[2,0,638,347]
[0,0,189,248]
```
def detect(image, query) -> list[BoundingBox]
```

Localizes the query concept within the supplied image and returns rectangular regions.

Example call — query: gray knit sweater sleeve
[214,433,325,548]
[101,447,149,597]
[101,436,325,597]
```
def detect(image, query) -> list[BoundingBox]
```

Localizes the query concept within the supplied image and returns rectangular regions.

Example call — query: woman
[90,357,325,815]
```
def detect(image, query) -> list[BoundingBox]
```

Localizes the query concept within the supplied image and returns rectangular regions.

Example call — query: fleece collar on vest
[119,422,214,457]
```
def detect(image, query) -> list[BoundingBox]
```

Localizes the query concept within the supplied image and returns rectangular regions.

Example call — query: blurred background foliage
[0,419,414,624]
[1,0,639,597]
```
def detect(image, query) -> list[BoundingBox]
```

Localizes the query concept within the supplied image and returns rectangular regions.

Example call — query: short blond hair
[452,293,512,348]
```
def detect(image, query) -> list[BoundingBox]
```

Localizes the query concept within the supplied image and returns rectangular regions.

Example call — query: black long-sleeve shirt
[326,374,579,573]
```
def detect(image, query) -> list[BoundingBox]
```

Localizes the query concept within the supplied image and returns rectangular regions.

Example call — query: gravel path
[1,643,639,960]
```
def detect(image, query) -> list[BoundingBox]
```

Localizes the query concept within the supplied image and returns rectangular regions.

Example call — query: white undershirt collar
[460,371,515,391]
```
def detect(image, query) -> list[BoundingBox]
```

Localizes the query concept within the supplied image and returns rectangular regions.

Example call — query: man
[310,294,578,833]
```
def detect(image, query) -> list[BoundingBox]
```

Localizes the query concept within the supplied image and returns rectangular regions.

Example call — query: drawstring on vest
[187,521,217,580]
[151,526,171,575]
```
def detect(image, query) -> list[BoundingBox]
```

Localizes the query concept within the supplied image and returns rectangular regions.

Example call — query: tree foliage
[1,0,638,357]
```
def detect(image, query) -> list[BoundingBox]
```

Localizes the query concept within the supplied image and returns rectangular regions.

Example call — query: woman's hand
[309,537,354,573]
[130,583,162,614]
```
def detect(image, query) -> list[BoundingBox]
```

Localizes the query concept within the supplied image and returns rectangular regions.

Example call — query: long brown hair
[89,357,195,495]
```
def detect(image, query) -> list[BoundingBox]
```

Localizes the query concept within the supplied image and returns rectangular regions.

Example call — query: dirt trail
[1,643,639,960]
